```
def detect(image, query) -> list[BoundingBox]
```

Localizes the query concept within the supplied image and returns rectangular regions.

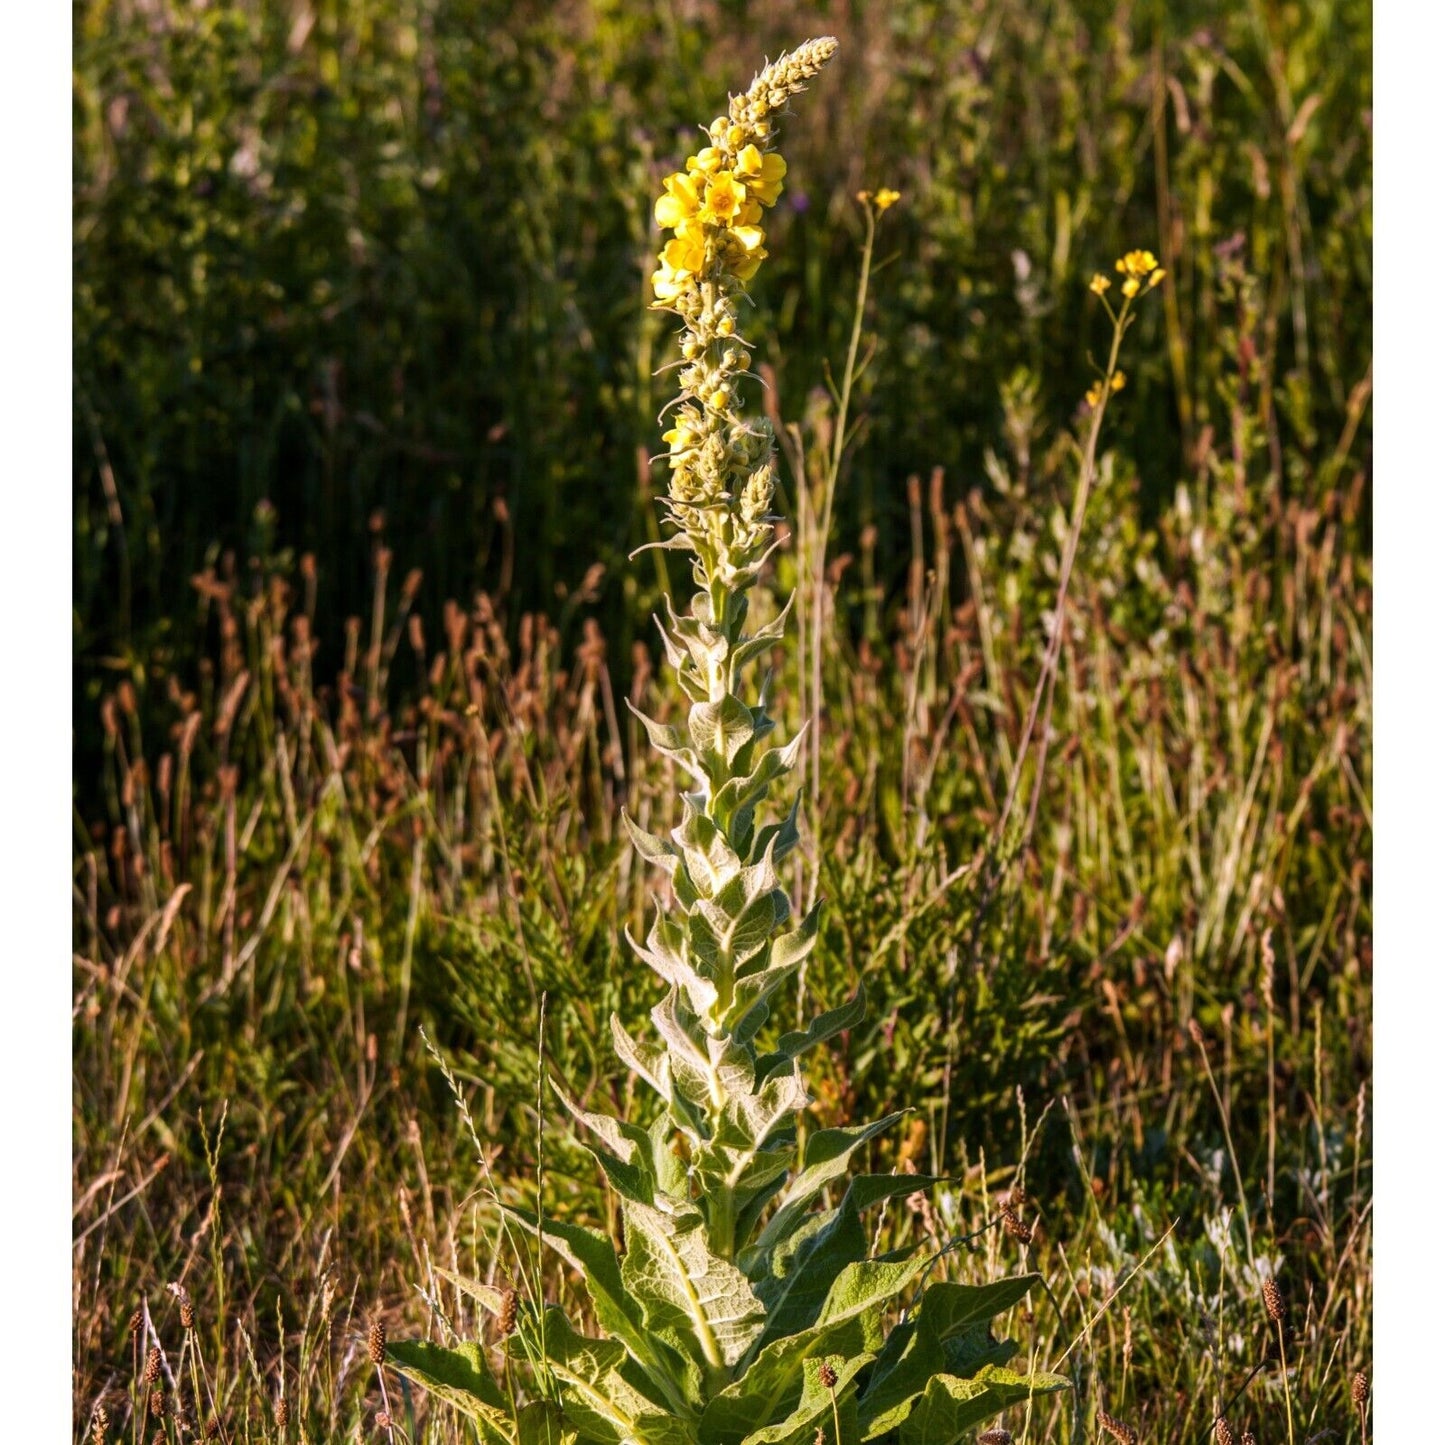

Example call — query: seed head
[376,1411,393,1430]
[274,1396,290,1429]
[90,1405,110,1445]
[1351,1370,1369,1407]
[143,1346,162,1385]
[204,1417,222,1440]
[1214,1416,1235,1445]
[368,1318,387,1365]
[1262,1277,1286,1323]
[979,1431,1014,1445]
[149,1387,167,1420]
[818,1360,838,1390]
[1096,1409,1139,1445]
[128,1308,144,1338]
[499,1288,518,1337]
[1240,1434,1256,1445]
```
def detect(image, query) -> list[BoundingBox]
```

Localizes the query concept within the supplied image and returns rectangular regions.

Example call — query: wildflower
[1111,247,1165,299]
[734,143,788,205]
[1089,273,1111,295]
[874,186,901,210]
[654,171,703,229]
[1116,249,1160,278]
[702,171,750,225]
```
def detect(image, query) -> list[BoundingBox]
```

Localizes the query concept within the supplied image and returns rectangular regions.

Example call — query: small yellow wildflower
[1121,276,1140,299]
[662,222,707,278]
[686,146,726,175]
[1089,273,1111,295]
[654,172,704,229]
[1116,249,1160,278]
[734,144,787,206]
[1111,369,1126,392]
[873,187,901,211]
[702,172,749,225]
[1085,380,1104,408]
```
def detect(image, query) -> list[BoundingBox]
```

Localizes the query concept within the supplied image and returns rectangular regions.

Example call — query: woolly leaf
[386,1340,511,1441]
[620,1198,765,1377]
[894,1365,1071,1445]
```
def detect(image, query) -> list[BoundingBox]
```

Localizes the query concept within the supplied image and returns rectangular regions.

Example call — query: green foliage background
[74,0,1370,723]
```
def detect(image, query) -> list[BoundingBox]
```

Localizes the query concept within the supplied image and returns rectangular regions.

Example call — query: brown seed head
[274,1396,290,1429]
[143,1346,162,1385]
[149,1387,167,1420]
[1097,1409,1139,1445]
[1214,1416,1235,1445]
[979,1431,1014,1445]
[1240,1434,1256,1445]
[181,1297,196,1331]
[1001,1204,1034,1244]
[818,1360,838,1389]
[499,1287,519,1336]
[368,1319,387,1365]
[128,1308,144,1337]
[204,1416,222,1440]
[90,1405,110,1445]
[1262,1277,1285,1323]
[1351,1370,1369,1407]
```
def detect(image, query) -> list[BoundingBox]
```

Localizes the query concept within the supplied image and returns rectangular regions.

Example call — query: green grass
[72,1,1370,1441]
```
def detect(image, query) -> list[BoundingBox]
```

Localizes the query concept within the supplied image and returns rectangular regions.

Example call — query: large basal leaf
[858,1276,1041,1439]
[518,1307,696,1445]
[739,1351,867,1445]
[502,1205,696,1414]
[518,1399,581,1445]
[386,1340,512,1442]
[895,1364,1071,1445]
[699,1306,879,1443]
[620,1198,765,1378]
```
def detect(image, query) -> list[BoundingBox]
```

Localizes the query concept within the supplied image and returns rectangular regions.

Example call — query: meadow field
[72,2,1372,1441]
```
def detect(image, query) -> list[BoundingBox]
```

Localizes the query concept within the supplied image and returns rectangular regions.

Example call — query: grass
[72,1,1370,1441]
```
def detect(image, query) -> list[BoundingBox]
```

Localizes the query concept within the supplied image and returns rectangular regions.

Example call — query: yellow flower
[1121,276,1140,299]
[662,420,700,461]
[1110,370,1126,392]
[651,262,691,303]
[1148,268,1167,290]
[734,144,787,206]
[702,172,749,225]
[662,220,707,277]
[720,224,768,281]
[873,187,901,211]
[654,171,703,230]
[1089,273,1111,295]
[686,146,725,175]
[1115,249,1160,278]
[1085,381,1104,408]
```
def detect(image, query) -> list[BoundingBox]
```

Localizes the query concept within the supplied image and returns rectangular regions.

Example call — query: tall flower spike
[394,40,1069,1444]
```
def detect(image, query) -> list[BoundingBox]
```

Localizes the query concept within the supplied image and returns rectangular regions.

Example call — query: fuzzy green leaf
[894,1365,1071,1445]
[857,1276,1040,1437]
[518,1400,580,1445]
[501,1205,694,1414]
[755,979,863,1082]
[739,1352,866,1445]
[386,1340,512,1441]
[515,1308,695,1445]
[620,1198,765,1377]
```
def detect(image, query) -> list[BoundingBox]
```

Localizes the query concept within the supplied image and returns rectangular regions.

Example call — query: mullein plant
[391,39,1067,1445]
